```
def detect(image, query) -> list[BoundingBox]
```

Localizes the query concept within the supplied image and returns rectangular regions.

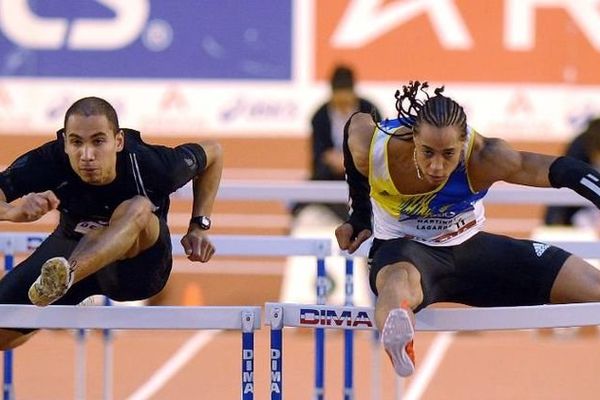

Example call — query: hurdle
[0,232,331,400]
[0,304,260,399]
[265,301,600,397]
[5,230,600,398]
[175,180,591,206]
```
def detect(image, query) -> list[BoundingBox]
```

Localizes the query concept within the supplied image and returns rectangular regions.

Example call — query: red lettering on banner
[315,0,600,84]
[0,86,12,108]
[160,87,188,110]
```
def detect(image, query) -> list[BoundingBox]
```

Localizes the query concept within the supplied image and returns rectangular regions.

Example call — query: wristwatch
[190,215,211,230]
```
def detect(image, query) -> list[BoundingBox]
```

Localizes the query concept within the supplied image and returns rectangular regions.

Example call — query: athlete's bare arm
[469,134,557,191]
[181,140,223,262]
[188,140,223,222]
[0,188,59,223]
[347,113,376,176]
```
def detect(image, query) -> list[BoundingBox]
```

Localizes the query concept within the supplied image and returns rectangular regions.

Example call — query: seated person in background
[0,96,223,349]
[281,65,381,306]
[544,118,600,225]
[295,64,381,221]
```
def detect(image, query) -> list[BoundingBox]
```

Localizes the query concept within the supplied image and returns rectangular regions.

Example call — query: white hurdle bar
[265,301,600,398]
[348,238,600,259]
[0,305,260,400]
[265,302,600,332]
[4,231,600,399]
[0,232,331,400]
[175,180,592,206]
[0,304,260,330]
[0,232,331,258]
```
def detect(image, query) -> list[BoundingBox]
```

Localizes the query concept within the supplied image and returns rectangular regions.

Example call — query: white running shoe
[381,308,416,377]
[28,257,74,307]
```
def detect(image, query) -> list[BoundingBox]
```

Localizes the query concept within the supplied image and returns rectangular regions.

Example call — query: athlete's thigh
[369,237,454,310]
[96,218,172,301]
[452,231,570,306]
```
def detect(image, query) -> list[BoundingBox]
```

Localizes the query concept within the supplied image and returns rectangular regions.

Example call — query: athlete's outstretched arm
[473,136,600,209]
[0,188,59,223]
[181,140,223,262]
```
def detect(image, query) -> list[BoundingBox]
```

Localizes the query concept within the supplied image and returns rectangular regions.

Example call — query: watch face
[200,216,211,230]
[191,216,211,230]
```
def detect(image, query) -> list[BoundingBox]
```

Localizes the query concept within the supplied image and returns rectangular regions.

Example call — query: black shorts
[0,218,172,316]
[368,231,570,312]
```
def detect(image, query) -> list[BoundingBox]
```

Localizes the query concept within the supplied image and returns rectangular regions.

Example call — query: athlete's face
[64,114,124,185]
[413,123,465,185]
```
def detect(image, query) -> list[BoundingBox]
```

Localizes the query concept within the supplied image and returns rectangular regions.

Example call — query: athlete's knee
[583,270,600,301]
[550,256,600,302]
[114,196,155,229]
[376,262,423,307]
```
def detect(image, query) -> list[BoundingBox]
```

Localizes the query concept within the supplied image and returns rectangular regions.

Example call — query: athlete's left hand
[181,229,215,262]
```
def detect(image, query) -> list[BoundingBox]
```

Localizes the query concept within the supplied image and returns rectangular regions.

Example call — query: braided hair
[373,81,468,141]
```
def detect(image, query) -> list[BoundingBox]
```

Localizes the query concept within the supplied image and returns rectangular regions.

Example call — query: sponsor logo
[74,220,109,235]
[299,308,373,328]
[0,1,292,79]
[317,0,600,83]
[26,236,44,251]
[219,97,298,123]
[242,349,254,394]
[270,348,282,394]
[0,0,151,50]
[533,242,550,257]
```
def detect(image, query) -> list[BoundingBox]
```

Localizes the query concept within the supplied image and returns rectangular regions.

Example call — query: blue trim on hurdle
[102,297,113,341]
[75,328,87,400]
[242,331,254,399]
[344,258,354,400]
[315,257,326,400]
[3,253,14,400]
[344,330,354,400]
[270,327,282,399]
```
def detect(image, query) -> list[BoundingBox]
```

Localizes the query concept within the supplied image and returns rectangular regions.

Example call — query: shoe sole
[382,308,415,377]
[28,257,72,307]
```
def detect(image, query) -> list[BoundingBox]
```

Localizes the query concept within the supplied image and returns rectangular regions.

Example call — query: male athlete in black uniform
[0,97,223,349]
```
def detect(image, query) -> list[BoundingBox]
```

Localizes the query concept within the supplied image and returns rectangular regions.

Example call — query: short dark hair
[330,65,355,90]
[64,97,119,132]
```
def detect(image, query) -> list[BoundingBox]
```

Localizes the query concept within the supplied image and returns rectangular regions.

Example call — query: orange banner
[315,0,600,84]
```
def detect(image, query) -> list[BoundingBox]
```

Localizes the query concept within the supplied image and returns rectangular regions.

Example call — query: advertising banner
[0,0,598,140]
[0,0,291,79]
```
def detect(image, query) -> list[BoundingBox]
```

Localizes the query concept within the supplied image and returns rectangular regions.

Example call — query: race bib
[74,220,109,234]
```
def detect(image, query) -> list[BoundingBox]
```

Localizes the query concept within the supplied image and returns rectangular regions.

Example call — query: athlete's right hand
[5,191,60,222]
[335,222,372,254]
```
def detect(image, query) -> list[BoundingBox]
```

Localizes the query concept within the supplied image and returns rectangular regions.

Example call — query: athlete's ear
[115,129,124,152]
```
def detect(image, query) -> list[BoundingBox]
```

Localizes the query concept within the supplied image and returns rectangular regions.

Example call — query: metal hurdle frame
[2,171,600,399]
[174,180,592,206]
[0,232,332,400]
[1,239,14,400]
[267,301,600,333]
[265,301,600,398]
[0,304,261,400]
[5,231,600,399]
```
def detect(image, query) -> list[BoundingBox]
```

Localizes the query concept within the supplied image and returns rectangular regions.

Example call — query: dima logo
[0,0,150,50]
[299,308,373,328]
